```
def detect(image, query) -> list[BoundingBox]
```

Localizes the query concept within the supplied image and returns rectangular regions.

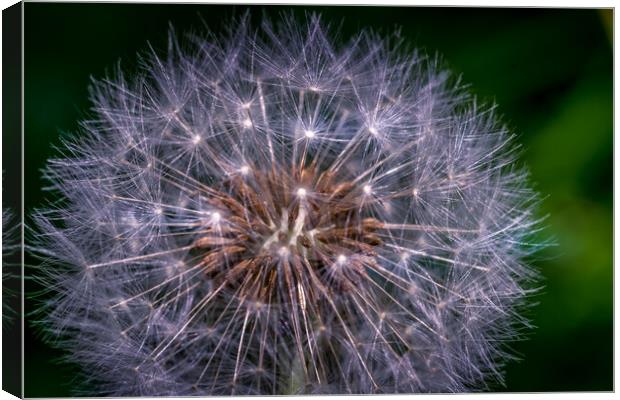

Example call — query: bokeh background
[20,4,612,396]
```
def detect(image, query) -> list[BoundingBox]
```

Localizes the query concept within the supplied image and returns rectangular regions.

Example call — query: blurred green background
[21,4,612,396]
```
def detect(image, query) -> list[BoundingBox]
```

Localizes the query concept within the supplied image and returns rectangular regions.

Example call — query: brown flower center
[192,164,384,305]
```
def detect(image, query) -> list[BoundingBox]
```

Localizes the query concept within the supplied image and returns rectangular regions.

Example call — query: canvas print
[1,2,613,397]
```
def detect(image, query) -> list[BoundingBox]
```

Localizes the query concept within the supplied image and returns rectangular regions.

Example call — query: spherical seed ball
[33,14,542,395]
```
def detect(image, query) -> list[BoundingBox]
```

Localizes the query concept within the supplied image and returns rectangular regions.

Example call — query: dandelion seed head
[33,13,543,396]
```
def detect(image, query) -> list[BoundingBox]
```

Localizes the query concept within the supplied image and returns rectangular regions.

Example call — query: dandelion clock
[33,13,542,395]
